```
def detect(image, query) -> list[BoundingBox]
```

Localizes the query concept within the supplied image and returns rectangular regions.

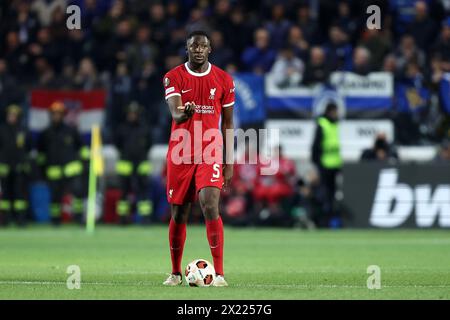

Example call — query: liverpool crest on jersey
[209,88,216,100]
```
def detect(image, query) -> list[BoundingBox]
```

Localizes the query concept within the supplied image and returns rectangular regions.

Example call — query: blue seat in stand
[29,182,51,223]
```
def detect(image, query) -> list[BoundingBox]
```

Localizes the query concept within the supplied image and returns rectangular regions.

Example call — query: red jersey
[163,62,235,165]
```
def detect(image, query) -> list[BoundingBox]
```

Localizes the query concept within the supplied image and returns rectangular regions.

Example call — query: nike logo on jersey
[210,179,220,182]
[181,89,192,93]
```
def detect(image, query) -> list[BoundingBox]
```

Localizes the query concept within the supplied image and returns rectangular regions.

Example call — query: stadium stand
[0,0,449,228]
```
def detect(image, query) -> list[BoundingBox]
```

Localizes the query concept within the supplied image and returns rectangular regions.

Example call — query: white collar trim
[185,62,211,77]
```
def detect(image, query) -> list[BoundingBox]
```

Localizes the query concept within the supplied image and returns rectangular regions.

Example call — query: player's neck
[187,60,209,73]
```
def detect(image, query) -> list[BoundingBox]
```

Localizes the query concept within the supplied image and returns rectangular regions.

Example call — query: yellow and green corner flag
[86,124,104,233]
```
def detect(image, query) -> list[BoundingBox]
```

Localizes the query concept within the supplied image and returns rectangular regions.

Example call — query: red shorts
[166,162,223,205]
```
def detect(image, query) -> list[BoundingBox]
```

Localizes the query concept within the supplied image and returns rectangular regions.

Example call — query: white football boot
[213,275,228,287]
[162,274,182,286]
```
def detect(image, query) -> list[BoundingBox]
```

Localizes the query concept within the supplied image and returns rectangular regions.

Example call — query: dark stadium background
[0,0,449,229]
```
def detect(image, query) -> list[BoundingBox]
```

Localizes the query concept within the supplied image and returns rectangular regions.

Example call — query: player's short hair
[187,30,210,43]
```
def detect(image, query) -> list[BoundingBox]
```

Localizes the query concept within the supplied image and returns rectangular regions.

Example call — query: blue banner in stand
[265,72,393,114]
[440,73,450,114]
[233,73,266,126]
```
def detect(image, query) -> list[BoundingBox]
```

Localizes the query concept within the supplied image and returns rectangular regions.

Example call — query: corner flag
[86,124,104,233]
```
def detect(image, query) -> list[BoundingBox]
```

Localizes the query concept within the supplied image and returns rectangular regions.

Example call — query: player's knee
[200,200,218,218]
[171,209,189,224]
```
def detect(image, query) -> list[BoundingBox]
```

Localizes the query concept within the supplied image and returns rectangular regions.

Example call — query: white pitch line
[111,271,164,275]
[0,280,449,289]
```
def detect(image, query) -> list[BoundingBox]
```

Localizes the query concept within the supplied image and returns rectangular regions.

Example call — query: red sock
[205,216,224,275]
[169,219,186,275]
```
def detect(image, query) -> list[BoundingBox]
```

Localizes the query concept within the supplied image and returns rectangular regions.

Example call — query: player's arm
[166,95,195,124]
[221,106,234,190]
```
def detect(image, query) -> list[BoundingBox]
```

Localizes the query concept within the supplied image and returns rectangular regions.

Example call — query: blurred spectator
[147,2,169,49]
[94,0,126,39]
[3,31,28,78]
[212,0,232,39]
[109,62,132,129]
[49,5,67,43]
[389,0,421,37]
[433,139,450,162]
[241,28,276,74]
[269,45,304,88]
[185,7,211,35]
[222,141,260,226]
[441,0,450,15]
[126,25,158,77]
[289,170,327,229]
[165,1,182,32]
[350,46,372,75]
[287,25,309,61]
[295,3,321,45]
[28,27,61,72]
[165,27,187,58]
[400,60,428,96]
[395,34,426,73]
[302,46,330,85]
[360,133,399,162]
[63,29,89,67]
[264,3,291,49]
[74,0,108,32]
[132,60,165,136]
[0,59,21,118]
[31,0,67,27]
[209,30,233,69]
[334,1,358,41]
[164,54,184,72]
[359,29,392,71]
[11,1,40,45]
[382,54,401,81]
[58,60,76,89]
[93,4,130,72]
[226,6,254,67]
[34,57,58,88]
[429,54,442,84]
[252,145,297,227]
[73,57,102,90]
[324,24,353,71]
[434,113,450,142]
[407,1,438,52]
[382,53,396,72]
[432,17,450,69]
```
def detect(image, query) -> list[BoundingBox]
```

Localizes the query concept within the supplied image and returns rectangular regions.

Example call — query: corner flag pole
[86,124,103,233]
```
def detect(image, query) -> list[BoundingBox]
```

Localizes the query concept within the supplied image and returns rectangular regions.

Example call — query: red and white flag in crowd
[28,90,107,133]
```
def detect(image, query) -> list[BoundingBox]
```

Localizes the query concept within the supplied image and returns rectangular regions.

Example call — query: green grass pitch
[0,225,449,299]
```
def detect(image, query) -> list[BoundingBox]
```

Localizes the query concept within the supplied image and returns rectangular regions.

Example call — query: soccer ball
[185,259,216,287]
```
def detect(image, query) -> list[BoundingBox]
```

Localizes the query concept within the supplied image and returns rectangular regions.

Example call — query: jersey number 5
[212,163,220,179]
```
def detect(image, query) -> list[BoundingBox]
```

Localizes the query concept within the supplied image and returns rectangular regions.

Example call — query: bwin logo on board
[370,169,450,227]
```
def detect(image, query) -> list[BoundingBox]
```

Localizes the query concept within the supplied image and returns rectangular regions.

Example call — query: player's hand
[177,101,196,117]
[222,164,233,191]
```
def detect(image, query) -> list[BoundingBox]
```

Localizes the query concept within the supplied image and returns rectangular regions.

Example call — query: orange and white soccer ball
[185,259,216,287]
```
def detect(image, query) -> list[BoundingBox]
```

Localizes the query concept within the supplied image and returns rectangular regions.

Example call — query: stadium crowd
[1,0,450,141]
[0,0,450,227]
